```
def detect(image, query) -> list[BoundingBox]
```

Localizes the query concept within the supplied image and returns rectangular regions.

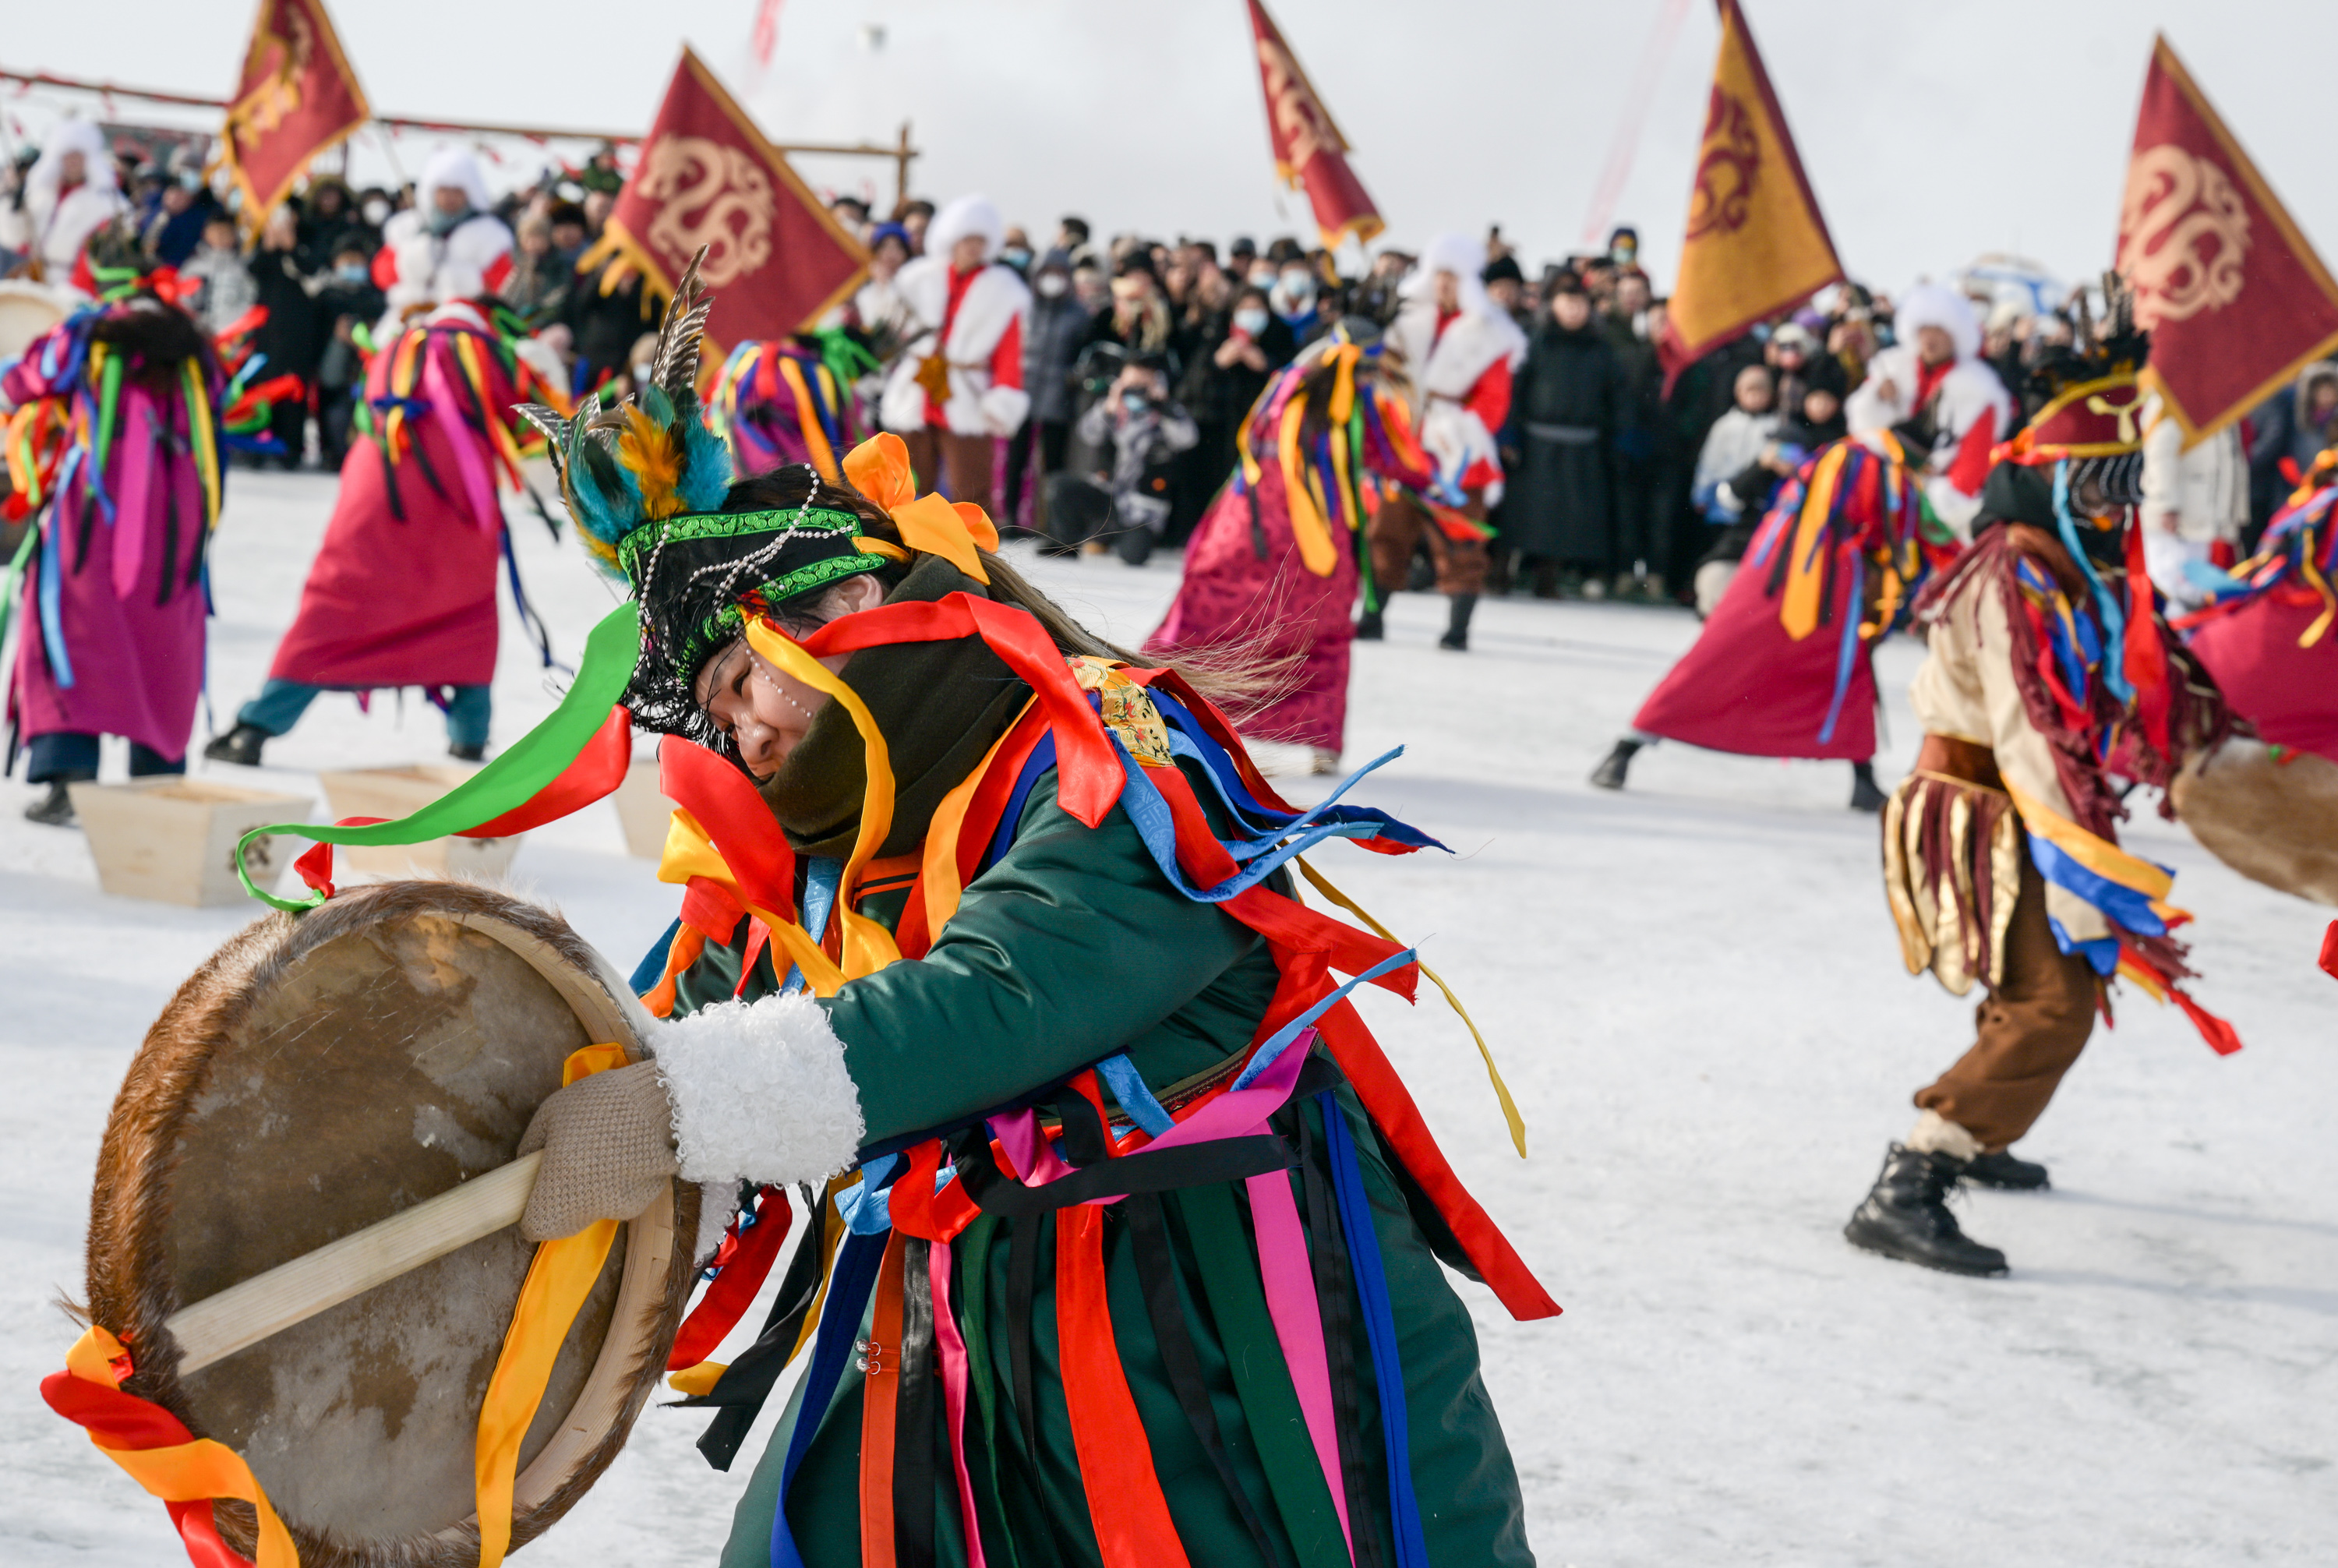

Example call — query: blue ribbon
[779,856,844,998]
[1231,945,1418,1091]
[1318,1089,1432,1568]
[768,1227,888,1568]
[2051,461,2133,706]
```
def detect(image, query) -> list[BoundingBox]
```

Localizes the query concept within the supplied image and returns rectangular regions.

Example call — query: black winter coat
[1503,322,1623,561]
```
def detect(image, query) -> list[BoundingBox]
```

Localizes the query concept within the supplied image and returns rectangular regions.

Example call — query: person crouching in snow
[1067,352,1196,565]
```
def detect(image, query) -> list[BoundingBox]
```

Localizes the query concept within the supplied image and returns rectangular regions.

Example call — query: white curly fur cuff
[651,991,866,1188]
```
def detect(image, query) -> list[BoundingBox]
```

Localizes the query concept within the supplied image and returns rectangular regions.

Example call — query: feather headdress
[515,246,733,580]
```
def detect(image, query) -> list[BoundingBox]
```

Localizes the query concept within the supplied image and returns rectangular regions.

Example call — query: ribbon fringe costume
[2,286,226,779]
[712,333,881,487]
[1147,334,1436,756]
[1631,432,1956,761]
[1859,320,2239,1252]
[221,258,1553,1568]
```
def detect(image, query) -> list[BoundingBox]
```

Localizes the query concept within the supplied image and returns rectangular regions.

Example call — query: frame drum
[83,881,698,1566]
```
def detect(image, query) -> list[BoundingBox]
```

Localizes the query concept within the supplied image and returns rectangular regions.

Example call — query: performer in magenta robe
[4,277,224,826]
[1147,327,1433,771]
[2178,455,2338,764]
[1591,433,1958,809]
[206,298,552,766]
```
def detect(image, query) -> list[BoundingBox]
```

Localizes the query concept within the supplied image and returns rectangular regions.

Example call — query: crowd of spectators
[9,126,2333,613]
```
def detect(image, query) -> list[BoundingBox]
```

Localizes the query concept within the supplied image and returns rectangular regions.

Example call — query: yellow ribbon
[1279,398,1339,577]
[1778,443,1851,641]
[62,1326,301,1568]
[473,1040,635,1568]
[777,354,842,484]
[655,807,850,996]
[2004,783,2186,918]
[743,617,906,983]
[1294,856,1527,1158]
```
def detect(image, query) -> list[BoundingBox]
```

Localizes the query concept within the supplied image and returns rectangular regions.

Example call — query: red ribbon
[41,1361,255,1568]
[666,1185,794,1370]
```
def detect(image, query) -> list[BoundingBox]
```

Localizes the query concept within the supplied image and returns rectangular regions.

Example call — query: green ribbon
[0,519,43,657]
[234,602,644,911]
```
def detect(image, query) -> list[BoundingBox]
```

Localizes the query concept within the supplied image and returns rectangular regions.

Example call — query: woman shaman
[512,261,1555,1568]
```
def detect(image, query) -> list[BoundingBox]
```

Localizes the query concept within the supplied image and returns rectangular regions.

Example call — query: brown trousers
[1913,849,2100,1150]
[899,428,997,513]
[1368,491,1489,597]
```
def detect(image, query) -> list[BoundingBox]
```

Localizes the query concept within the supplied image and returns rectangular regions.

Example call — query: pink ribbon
[927,1243,986,1568]
[419,340,503,535]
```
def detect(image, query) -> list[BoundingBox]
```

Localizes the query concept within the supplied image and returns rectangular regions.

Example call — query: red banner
[2119,34,2338,447]
[1657,0,1842,387]
[1247,1,1383,249]
[584,48,867,353]
[218,0,370,222]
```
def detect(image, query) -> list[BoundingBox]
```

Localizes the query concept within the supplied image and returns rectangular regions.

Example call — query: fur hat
[1890,284,1981,364]
[924,195,1005,263]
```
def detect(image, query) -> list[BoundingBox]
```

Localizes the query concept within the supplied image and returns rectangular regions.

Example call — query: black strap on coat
[895,1237,939,1568]
[683,1185,831,1471]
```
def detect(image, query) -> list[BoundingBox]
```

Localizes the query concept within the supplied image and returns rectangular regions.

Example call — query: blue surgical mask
[1001,246,1033,270]
[1233,307,1270,336]
[336,262,369,284]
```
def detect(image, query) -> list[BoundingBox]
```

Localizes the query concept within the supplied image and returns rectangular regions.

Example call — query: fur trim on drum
[652,990,867,1187]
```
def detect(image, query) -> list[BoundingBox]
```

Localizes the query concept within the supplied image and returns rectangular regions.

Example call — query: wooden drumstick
[164,1152,547,1376]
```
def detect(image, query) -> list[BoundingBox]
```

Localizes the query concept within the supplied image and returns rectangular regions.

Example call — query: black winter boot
[1439,593,1477,651]
[448,741,486,763]
[1849,761,1887,812]
[1845,1144,2008,1277]
[1589,737,1640,791]
[204,723,269,767]
[1963,1149,2050,1191]
[1354,606,1385,641]
[24,780,79,826]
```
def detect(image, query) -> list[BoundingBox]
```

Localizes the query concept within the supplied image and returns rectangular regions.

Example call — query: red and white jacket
[1845,344,2013,540]
[879,256,1031,438]
[1390,299,1527,504]
[372,210,514,338]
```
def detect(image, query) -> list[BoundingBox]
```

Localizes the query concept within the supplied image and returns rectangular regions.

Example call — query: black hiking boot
[1962,1149,2050,1191]
[1439,593,1477,651]
[1354,606,1385,641]
[1849,761,1888,812]
[1844,1144,2009,1277]
[23,780,79,826]
[204,723,269,767]
[1590,737,1640,791]
[449,741,486,763]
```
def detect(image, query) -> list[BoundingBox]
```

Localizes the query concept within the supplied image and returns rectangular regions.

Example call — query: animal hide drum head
[2172,738,2338,908]
[83,881,697,1568]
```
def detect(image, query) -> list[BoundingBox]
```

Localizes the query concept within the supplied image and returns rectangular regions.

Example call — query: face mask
[631,362,655,385]
[362,200,390,225]
[1232,307,1270,336]
[1279,274,1316,305]
[1036,273,1068,298]
[337,262,369,284]
[1001,247,1032,270]
[1248,266,1277,290]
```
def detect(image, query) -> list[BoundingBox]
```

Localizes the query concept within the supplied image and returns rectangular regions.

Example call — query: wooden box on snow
[316,764,522,881]
[612,758,676,860]
[72,777,313,908]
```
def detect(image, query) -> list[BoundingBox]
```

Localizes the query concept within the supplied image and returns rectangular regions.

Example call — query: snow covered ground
[2,469,2332,1566]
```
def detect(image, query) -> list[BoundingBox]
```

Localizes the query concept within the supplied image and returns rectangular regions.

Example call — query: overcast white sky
[5,0,2332,298]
